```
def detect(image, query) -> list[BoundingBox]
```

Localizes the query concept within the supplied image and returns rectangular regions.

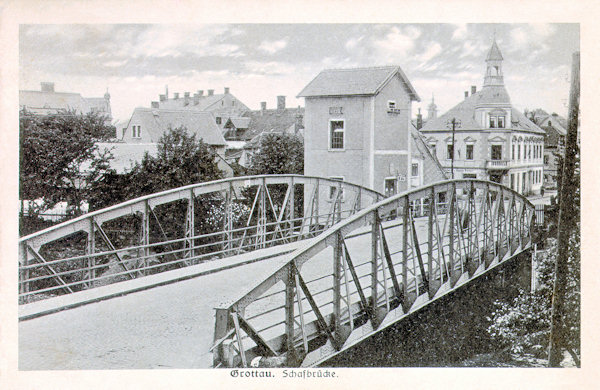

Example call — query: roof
[125,108,227,146]
[20,90,111,117]
[420,86,544,134]
[541,124,566,147]
[225,117,251,129]
[96,142,158,174]
[297,66,420,101]
[157,93,250,112]
[237,107,304,141]
[411,125,447,180]
[486,39,504,61]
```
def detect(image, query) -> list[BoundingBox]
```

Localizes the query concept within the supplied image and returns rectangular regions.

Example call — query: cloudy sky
[20,23,579,124]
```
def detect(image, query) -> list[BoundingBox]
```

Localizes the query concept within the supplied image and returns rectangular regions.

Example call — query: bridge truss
[18,175,382,303]
[211,180,537,368]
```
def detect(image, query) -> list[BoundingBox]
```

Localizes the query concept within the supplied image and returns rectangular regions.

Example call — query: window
[388,100,396,110]
[466,144,474,160]
[463,173,477,179]
[216,117,222,125]
[330,120,344,150]
[411,163,419,177]
[384,178,397,197]
[446,144,454,160]
[132,125,141,138]
[544,155,549,165]
[510,174,515,189]
[518,145,521,160]
[497,116,505,128]
[512,144,515,160]
[328,176,344,200]
[491,145,502,160]
[528,145,531,159]
[489,115,505,129]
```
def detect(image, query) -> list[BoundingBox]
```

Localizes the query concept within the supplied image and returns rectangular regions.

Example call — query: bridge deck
[19,243,303,369]
[19,219,431,369]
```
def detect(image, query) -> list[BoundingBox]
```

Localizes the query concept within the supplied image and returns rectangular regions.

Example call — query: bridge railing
[211,180,536,368]
[18,175,383,303]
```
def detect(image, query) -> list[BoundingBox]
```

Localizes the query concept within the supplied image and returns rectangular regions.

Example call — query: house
[298,65,423,198]
[420,39,545,196]
[120,107,231,176]
[152,87,250,132]
[528,111,567,189]
[224,96,304,169]
[20,82,112,123]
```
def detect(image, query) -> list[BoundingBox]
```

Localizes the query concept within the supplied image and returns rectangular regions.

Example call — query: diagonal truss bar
[236,313,278,357]
[95,222,136,279]
[26,245,74,294]
[379,223,403,302]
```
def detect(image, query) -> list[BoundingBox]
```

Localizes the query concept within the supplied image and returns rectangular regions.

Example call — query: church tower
[427,94,438,120]
[484,38,504,87]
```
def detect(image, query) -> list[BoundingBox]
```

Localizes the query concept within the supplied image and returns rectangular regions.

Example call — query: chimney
[159,94,166,102]
[184,92,190,106]
[208,89,214,96]
[260,102,267,115]
[193,93,199,105]
[174,92,180,99]
[464,91,468,99]
[151,101,159,109]
[277,95,286,110]
[471,85,477,95]
[41,82,55,92]
[224,87,230,94]
[198,90,204,96]
[416,108,423,130]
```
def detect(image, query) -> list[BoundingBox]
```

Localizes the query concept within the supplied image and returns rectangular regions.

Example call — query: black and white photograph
[0,1,594,389]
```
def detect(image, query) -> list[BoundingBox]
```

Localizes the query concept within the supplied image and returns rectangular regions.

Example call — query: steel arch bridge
[19,175,383,303]
[211,179,537,368]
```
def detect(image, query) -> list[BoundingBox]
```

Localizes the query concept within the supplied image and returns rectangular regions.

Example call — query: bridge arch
[18,175,383,302]
[211,179,536,368]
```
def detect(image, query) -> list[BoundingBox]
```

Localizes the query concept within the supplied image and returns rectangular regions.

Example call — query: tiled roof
[126,108,226,146]
[226,117,251,129]
[157,93,249,112]
[486,39,504,61]
[297,66,419,100]
[541,124,566,147]
[421,86,543,134]
[411,125,447,182]
[20,90,90,113]
[96,142,158,174]
[238,107,304,141]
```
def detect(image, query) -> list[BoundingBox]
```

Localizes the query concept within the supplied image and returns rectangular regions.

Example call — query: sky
[19,23,579,124]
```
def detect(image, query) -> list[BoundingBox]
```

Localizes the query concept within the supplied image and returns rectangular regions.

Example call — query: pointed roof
[297,66,420,101]
[486,39,504,61]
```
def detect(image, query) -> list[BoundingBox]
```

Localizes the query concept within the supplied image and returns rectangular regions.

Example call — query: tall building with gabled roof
[299,65,446,203]
[420,38,545,195]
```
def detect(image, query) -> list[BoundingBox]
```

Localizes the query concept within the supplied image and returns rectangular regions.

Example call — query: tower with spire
[427,94,438,120]
[484,38,504,87]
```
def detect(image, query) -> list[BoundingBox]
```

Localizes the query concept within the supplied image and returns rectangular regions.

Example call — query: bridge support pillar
[285,264,300,366]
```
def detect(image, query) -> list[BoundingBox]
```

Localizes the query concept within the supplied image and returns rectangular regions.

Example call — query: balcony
[486,159,510,171]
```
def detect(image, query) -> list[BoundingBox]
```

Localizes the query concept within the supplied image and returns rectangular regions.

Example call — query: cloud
[509,24,557,53]
[452,24,468,40]
[417,42,442,63]
[244,60,295,75]
[258,39,288,54]
[371,26,421,63]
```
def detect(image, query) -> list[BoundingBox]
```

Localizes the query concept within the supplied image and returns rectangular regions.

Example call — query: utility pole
[446,118,461,179]
[547,52,580,367]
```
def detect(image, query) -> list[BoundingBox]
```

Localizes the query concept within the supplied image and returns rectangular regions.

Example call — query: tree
[247,133,304,176]
[19,109,115,218]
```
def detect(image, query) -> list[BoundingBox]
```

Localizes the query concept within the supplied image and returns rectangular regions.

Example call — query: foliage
[247,133,303,176]
[488,152,580,365]
[19,109,116,217]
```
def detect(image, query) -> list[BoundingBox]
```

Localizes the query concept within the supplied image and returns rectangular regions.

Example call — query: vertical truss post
[336,180,343,223]
[294,272,309,354]
[19,241,29,303]
[213,308,232,367]
[185,190,196,262]
[428,187,435,296]
[87,216,96,287]
[142,200,150,275]
[448,183,457,284]
[402,196,410,310]
[370,210,380,315]
[289,178,295,238]
[260,178,267,248]
[231,312,247,367]
[223,186,233,254]
[333,230,343,337]
[285,263,298,364]
[313,181,320,233]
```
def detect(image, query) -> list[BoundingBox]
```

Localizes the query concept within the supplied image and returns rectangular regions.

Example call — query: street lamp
[446,118,461,179]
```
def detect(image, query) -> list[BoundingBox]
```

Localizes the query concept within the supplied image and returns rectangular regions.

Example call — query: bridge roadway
[19,217,432,370]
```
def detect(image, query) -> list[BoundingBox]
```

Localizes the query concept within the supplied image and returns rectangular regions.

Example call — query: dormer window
[489,115,505,128]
